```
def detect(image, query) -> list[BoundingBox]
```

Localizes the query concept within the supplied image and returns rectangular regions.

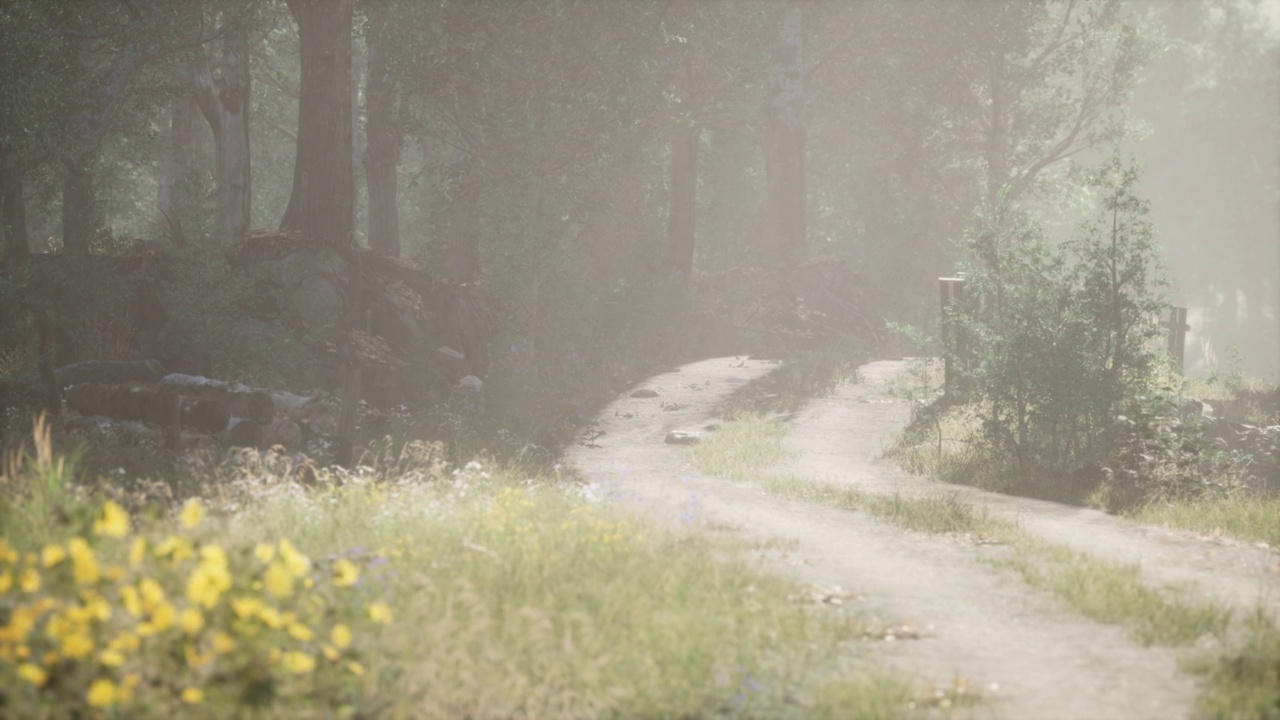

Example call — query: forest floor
[563,357,1280,719]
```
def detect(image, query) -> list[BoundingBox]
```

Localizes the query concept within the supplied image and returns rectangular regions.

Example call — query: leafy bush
[947,155,1183,509]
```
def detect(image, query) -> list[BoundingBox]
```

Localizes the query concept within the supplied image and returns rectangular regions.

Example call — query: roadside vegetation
[1,416,936,719]
[695,410,1280,718]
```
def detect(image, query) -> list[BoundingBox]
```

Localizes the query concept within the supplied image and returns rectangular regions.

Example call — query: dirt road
[564,357,1280,719]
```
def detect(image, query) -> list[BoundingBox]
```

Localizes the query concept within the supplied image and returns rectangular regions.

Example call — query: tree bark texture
[666,36,702,277]
[2,160,30,265]
[61,155,100,256]
[446,144,480,283]
[193,24,252,244]
[363,5,402,258]
[280,0,355,247]
[156,96,202,243]
[765,2,808,272]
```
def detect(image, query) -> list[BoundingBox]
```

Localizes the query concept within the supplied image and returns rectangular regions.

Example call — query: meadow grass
[0,419,925,719]
[1129,494,1280,548]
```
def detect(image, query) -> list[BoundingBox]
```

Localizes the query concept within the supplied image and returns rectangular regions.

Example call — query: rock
[55,360,167,387]
[665,430,701,445]
[630,388,659,398]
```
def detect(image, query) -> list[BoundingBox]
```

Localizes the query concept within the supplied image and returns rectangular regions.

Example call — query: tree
[763,0,807,273]
[363,0,402,258]
[279,0,355,247]
[664,25,702,278]
[950,0,1155,210]
[192,6,252,244]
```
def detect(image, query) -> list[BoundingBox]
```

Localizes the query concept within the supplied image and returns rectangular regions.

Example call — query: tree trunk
[985,51,1009,209]
[2,160,30,265]
[193,24,252,244]
[446,143,480,283]
[765,2,807,272]
[666,37,701,277]
[280,0,355,247]
[156,96,202,243]
[61,155,100,256]
[363,5,402,258]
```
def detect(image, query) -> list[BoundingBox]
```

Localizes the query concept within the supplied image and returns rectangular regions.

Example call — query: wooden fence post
[939,276,968,399]
[1162,306,1189,372]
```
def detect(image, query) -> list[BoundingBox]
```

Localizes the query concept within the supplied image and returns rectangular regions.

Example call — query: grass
[1190,608,1280,719]
[692,412,789,480]
[1,420,932,719]
[1129,494,1280,547]
[695,412,1272,713]
[719,339,866,417]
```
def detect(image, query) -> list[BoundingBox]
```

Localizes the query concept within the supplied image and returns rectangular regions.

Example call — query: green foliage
[164,243,291,385]
[949,155,1179,509]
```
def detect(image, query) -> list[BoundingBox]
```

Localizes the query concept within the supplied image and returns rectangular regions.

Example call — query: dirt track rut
[564,357,1280,719]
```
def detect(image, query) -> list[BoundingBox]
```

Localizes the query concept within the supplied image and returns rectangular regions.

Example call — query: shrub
[948,155,1180,508]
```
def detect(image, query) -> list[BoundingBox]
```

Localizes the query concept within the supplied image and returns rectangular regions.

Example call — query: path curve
[565,357,1278,718]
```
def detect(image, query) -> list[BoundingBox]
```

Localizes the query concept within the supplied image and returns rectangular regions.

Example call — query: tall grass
[1130,495,1280,547]
[1,422,921,718]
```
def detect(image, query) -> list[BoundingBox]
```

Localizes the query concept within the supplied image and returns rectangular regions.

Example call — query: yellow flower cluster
[0,499,387,714]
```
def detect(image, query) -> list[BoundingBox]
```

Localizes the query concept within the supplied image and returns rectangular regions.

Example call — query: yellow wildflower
[81,591,111,622]
[41,544,66,568]
[254,543,276,564]
[139,578,166,611]
[332,558,360,587]
[230,596,265,619]
[187,546,232,609]
[120,585,142,617]
[103,564,126,582]
[94,500,130,538]
[0,571,10,594]
[210,630,236,654]
[99,648,126,667]
[153,535,194,563]
[368,601,393,624]
[330,623,352,650]
[281,650,316,674]
[86,678,118,707]
[61,632,94,659]
[264,562,294,598]
[140,601,175,636]
[151,601,176,631]
[17,663,47,686]
[181,686,204,704]
[120,673,140,703]
[180,607,205,635]
[184,642,213,669]
[347,661,366,676]
[179,499,205,529]
[257,606,284,629]
[129,537,147,567]
[322,645,341,661]
[19,568,39,593]
[67,538,101,585]
[278,538,311,578]
[0,538,16,564]
[108,631,140,653]
[287,622,313,642]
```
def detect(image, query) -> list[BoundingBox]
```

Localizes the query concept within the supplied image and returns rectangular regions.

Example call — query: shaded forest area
[1,0,1276,466]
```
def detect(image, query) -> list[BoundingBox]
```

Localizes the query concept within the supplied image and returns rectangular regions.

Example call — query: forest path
[564,357,1280,719]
